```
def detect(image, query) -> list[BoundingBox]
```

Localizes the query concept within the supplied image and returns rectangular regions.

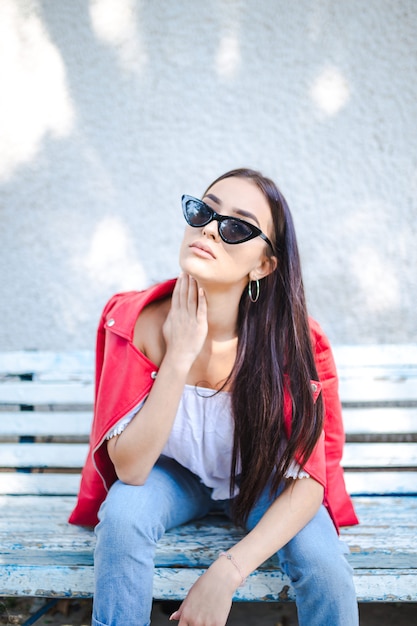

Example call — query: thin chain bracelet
[219,551,246,586]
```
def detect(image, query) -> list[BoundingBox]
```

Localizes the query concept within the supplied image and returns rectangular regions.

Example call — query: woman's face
[179,176,276,290]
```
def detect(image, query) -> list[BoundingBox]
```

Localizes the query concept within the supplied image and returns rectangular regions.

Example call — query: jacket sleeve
[69,282,176,527]
[310,318,359,528]
[68,294,124,527]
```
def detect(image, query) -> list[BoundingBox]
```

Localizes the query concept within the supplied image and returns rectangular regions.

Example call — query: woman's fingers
[171,272,182,309]
[171,273,189,310]
[169,606,182,621]
[174,273,201,315]
[163,274,208,365]
[197,286,207,322]
[187,275,198,311]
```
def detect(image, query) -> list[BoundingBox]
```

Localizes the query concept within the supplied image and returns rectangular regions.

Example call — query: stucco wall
[0,0,416,350]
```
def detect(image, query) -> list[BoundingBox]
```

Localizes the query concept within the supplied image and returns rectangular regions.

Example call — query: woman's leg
[277,506,358,626]
[246,487,359,626]
[92,456,213,626]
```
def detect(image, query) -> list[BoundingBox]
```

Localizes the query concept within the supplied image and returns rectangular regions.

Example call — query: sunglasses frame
[182,195,274,250]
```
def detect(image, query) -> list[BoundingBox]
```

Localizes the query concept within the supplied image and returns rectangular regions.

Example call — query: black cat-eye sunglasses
[182,195,274,250]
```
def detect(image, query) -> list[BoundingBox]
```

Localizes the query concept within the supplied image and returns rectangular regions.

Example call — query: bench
[1,346,416,621]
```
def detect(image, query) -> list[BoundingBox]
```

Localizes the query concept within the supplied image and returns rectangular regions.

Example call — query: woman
[69,168,359,626]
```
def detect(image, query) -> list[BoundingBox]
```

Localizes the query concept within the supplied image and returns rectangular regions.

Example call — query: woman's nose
[202,219,220,241]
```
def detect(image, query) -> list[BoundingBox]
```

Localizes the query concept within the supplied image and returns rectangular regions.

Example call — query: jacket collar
[104,279,177,341]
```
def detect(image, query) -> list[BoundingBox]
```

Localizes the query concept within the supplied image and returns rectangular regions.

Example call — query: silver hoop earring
[248,279,260,303]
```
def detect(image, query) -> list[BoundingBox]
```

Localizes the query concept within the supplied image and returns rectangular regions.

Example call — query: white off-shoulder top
[106,384,309,500]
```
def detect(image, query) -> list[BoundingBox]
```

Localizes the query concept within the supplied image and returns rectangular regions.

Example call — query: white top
[107,384,309,500]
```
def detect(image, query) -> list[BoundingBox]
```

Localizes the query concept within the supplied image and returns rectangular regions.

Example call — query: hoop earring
[248,279,260,303]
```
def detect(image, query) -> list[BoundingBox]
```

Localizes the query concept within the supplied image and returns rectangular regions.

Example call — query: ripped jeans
[93,456,358,626]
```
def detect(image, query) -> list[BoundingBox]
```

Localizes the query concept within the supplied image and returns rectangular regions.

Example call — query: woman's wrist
[208,552,246,593]
[218,552,246,587]
[159,350,193,378]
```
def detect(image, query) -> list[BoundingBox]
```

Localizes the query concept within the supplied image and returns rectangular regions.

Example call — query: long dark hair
[205,168,324,526]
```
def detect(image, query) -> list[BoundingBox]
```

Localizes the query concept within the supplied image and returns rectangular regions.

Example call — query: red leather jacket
[69,279,358,530]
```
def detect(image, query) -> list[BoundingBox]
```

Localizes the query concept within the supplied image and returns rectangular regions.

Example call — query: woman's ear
[251,254,278,281]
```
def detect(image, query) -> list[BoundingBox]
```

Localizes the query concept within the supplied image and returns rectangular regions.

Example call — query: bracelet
[219,551,246,586]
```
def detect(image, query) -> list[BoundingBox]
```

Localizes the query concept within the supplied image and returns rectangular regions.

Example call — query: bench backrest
[0,346,416,498]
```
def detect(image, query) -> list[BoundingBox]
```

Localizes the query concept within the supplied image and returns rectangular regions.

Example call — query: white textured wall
[0,0,416,350]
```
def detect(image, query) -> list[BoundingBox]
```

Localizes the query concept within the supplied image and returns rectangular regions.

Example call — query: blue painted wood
[2,564,416,603]
[0,496,416,601]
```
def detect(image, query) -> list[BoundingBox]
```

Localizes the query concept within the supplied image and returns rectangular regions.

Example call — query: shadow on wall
[0,1,75,181]
[0,0,353,184]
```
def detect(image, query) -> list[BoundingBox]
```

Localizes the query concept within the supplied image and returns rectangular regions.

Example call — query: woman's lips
[189,242,216,258]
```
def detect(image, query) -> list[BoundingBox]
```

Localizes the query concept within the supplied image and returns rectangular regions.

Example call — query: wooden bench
[1,346,416,620]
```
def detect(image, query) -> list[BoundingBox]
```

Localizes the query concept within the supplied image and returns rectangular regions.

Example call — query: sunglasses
[182,195,274,249]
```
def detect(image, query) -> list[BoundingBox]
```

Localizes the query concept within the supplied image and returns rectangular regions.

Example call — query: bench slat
[0,351,95,376]
[1,408,415,440]
[344,471,417,495]
[156,568,417,603]
[0,443,88,468]
[338,378,417,404]
[342,442,417,468]
[1,408,416,439]
[0,382,94,406]
[333,344,417,367]
[1,378,416,406]
[1,346,416,374]
[0,412,92,439]
[342,407,417,434]
[0,470,415,497]
[1,442,416,471]
[0,473,81,495]
[1,564,416,602]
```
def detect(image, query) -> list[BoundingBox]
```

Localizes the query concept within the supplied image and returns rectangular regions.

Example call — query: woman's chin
[179,258,208,280]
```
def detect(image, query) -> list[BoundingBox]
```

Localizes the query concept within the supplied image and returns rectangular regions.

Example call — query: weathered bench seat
[0,346,416,609]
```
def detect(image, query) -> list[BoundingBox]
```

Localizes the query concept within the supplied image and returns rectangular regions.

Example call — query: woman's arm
[171,476,324,626]
[222,476,324,576]
[108,274,208,484]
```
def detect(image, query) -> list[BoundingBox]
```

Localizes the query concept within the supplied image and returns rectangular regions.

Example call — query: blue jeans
[93,457,358,626]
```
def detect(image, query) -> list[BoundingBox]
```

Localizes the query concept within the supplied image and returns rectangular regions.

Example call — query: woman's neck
[200,282,243,342]
[187,285,241,390]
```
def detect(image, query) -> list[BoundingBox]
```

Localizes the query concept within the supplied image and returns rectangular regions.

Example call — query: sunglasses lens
[220,219,254,243]
[184,198,212,226]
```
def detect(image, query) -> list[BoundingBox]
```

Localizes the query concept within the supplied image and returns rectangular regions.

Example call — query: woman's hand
[163,273,208,370]
[169,562,237,626]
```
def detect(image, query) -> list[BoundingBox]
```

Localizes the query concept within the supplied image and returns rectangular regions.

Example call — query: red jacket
[69,279,359,530]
